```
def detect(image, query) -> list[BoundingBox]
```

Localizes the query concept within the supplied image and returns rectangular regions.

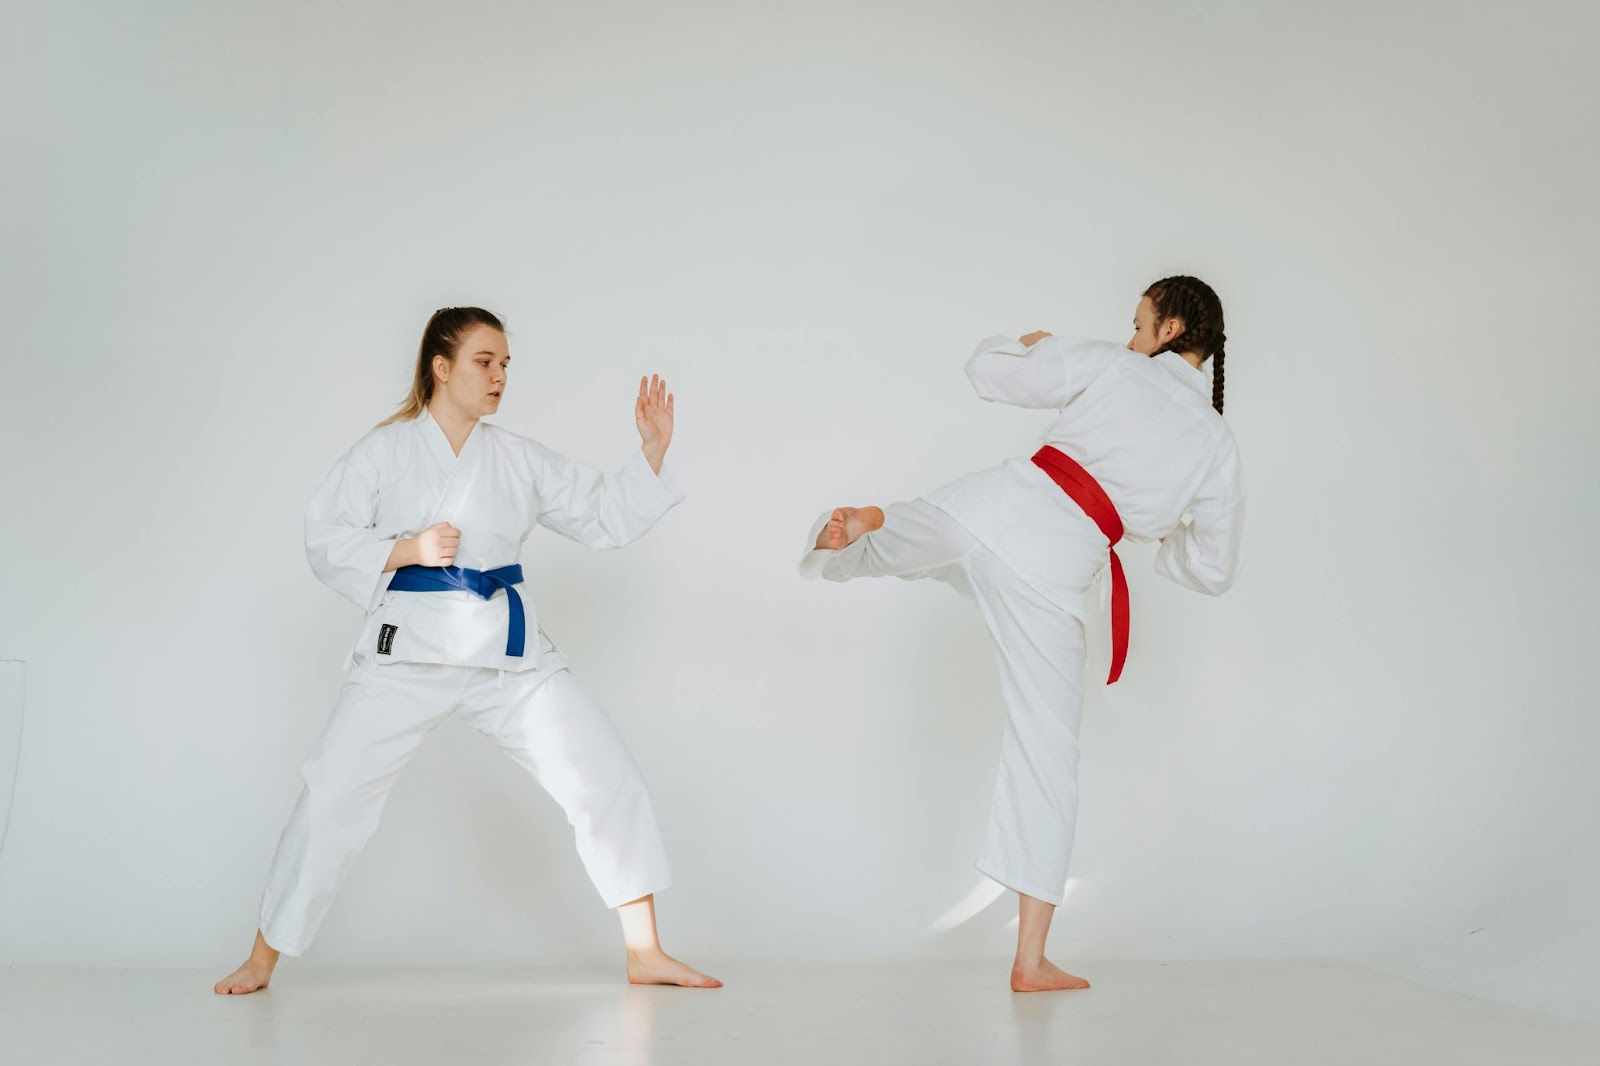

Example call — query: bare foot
[814,506,884,550]
[214,958,275,995]
[626,949,723,988]
[1010,958,1091,992]
[214,930,280,995]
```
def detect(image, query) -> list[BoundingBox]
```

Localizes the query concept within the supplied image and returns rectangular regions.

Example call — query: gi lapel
[418,409,486,526]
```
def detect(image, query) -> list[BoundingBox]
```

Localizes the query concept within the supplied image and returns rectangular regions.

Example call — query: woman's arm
[964,333,1120,409]
[304,447,398,610]
[530,375,684,549]
[1154,439,1246,595]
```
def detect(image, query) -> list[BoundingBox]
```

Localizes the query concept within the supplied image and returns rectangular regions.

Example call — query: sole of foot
[815,506,885,551]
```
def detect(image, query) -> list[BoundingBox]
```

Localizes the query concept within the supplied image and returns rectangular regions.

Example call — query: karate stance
[217,307,719,993]
[800,276,1244,992]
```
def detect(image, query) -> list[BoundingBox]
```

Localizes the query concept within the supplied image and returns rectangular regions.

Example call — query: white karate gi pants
[258,658,671,955]
[802,499,1086,905]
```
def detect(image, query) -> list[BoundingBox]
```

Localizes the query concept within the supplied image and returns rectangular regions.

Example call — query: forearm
[965,335,1075,408]
[383,537,419,573]
[641,442,666,476]
[1153,511,1243,596]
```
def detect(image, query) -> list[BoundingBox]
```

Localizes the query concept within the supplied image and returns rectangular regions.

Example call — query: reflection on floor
[4,960,1597,1065]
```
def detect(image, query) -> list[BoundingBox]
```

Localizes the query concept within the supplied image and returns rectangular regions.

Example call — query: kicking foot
[214,957,276,995]
[1010,958,1090,993]
[626,949,723,988]
[814,506,885,550]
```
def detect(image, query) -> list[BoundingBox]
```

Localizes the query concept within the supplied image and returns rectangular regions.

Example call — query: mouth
[488,391,501,399]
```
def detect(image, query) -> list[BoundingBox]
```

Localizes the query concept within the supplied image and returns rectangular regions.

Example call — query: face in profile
[1127,296,1182,356]
[436,325,511,417]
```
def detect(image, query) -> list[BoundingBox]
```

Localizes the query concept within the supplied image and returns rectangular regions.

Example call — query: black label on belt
[377,624,398,655]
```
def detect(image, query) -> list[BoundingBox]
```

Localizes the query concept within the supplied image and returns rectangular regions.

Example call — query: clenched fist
[412,522,461,567]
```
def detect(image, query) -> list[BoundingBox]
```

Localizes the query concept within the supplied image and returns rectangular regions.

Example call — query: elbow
[584,524,633,551]
[963,363,999,403]
[1197,564,1241,597]
[603,526,648,550]
[962,357,983,390]
[1157,552,1238,597]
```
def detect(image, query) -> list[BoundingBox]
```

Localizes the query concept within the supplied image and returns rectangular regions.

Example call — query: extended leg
[460,668,718,987]
[217,660,456,993]
[799,498,978,585]
[617,893,722,988]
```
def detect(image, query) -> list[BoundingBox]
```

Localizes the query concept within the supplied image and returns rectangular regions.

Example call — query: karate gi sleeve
[531,444,685,549]
[304,440,396,611]
[1154,437,1246,595]
[964,335,1121,409]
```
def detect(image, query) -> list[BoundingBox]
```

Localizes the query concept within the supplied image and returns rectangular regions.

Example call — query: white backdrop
[3,0,1596,1022]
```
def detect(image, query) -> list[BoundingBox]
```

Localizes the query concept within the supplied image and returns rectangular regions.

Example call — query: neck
[1177,350,1204,370]
[427,398,478,455]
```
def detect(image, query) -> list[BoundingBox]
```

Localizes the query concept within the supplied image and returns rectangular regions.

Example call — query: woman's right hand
[411,522,461,567]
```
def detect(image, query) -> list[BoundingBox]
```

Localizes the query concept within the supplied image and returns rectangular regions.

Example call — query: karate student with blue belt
[215,306,720,994]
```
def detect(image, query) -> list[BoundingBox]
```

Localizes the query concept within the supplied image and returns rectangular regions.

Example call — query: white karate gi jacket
[304,407,682,672]
[924,336,1245,618]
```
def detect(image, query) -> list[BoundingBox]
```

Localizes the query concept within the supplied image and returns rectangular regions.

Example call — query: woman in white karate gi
[217,307,719,993]
[800,276,1244,992]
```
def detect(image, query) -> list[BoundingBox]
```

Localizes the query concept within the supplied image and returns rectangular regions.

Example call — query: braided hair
[1144,276,1227,415]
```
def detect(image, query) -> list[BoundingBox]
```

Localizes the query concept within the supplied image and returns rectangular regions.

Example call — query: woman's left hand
[636,373,674,473]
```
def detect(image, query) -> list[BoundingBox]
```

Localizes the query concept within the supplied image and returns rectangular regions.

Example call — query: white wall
[2,0,1596,1020]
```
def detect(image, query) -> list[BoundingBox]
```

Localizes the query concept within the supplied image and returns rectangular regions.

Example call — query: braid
[1144,274,1228,417]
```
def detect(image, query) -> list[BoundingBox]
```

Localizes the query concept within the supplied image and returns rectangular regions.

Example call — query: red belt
[1031,446,1129,684]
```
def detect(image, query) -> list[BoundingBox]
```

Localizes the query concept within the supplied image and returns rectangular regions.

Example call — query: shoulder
[336,422,395,465]
[481,421,549,454]
[479,419,531,446]
[1060,339,1145,388]
[353,415,415,451]
[1057,336,1126,355]
[1206,422,1245,496]
[1044,336,1133,363]
[1213,420,1240,461]
[480,421,559,473]
[331,417,416,490]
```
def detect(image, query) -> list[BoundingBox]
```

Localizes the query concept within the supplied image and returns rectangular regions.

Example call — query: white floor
[3,960,1596,1065]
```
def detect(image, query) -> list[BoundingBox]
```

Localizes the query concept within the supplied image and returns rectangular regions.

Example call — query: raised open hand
[635,374,674,473]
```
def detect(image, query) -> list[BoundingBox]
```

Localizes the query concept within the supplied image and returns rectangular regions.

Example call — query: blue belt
[386,564,527,657]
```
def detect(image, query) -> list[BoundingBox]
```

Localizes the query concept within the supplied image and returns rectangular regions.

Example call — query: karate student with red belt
[799,276,1245,993]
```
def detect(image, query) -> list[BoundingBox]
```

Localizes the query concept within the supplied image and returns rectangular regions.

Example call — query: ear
[1161,317,1186,346]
